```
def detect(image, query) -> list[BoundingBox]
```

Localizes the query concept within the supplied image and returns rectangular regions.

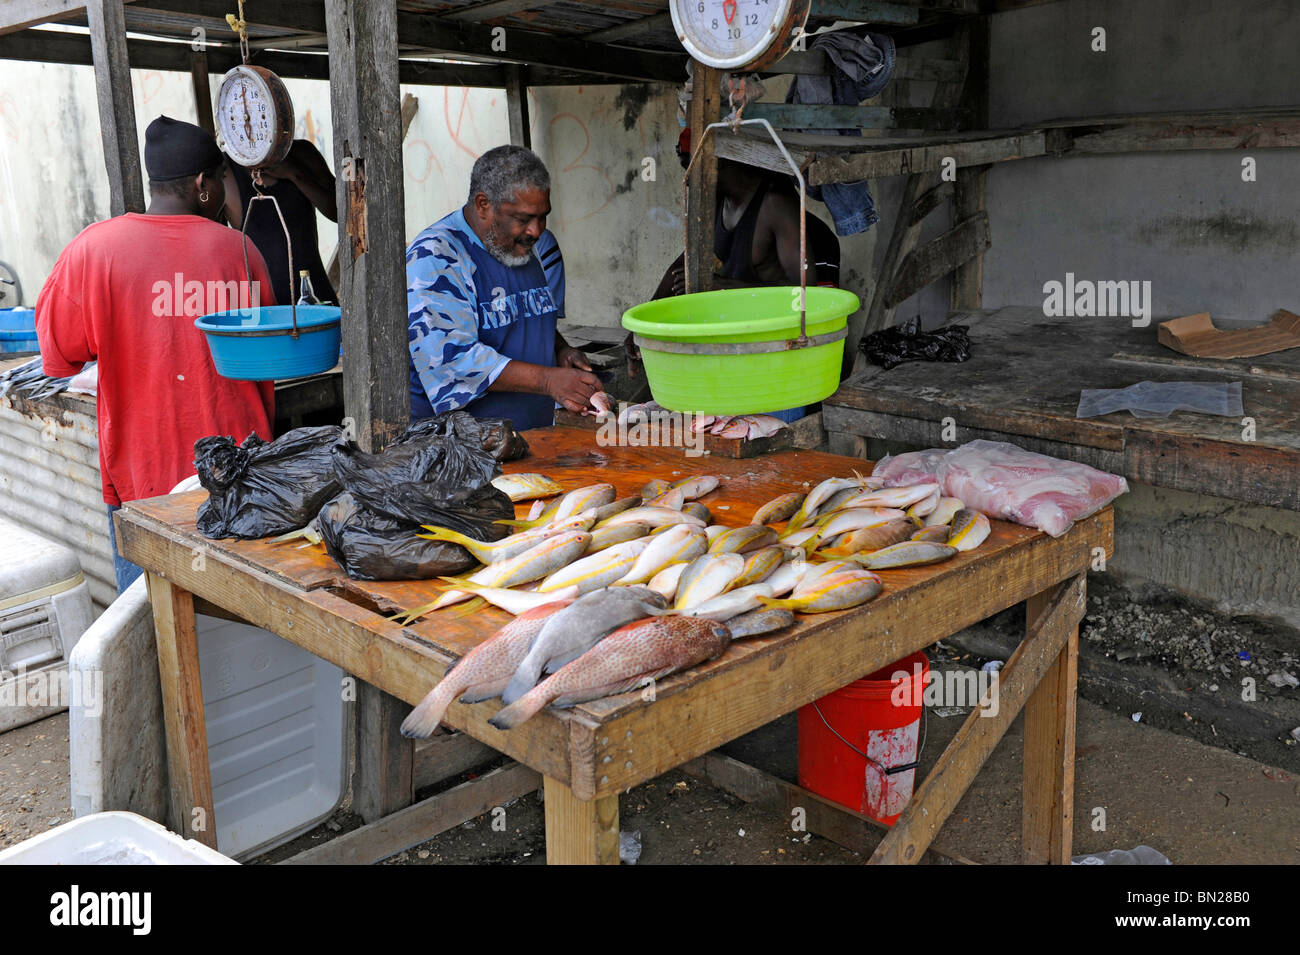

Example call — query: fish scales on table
[490,616,733,730]
[399,599,574,738]
[729,545,785,590]
[818,519,915,557]
[947,509,991,551]
[585,522,652,553]
[670,475,721,500]
[853,540,957,570]
[499,587,668,705]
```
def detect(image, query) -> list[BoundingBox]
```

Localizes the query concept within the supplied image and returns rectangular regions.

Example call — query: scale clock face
[216,65,295,169]
[670,0,811,71]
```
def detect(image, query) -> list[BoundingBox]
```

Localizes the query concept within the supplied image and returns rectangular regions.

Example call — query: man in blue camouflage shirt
[407,145,599,430]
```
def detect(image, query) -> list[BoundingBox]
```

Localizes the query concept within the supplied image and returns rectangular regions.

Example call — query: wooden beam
[0,0,136,35]
[326,0,411,453]
[862,172,936,335]
[412,730,500,791]
[107,0,688,82]
[809,1,921,25]
[353,682,415,823]
[87,0,144,216]
[0,29,513,86]
[327,0,413,824]
[189,49,213,135]
[283,762,540,865]
[584,11,672,44]
[543,776,619,865]
[950,165,988,311]
[145,573,218,848]
[910,179,953,224]
[1067,116,1300,153]
[744,103,967,131]
[684,64,721,294]
[442,0,547,22]
[505,64,530,150]
[1022,589,1079,864]
[887,211,989,307]
[869,575,1085,864]
[681,751,976,864]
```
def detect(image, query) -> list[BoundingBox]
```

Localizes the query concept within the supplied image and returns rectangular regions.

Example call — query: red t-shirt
[36,213,278,506]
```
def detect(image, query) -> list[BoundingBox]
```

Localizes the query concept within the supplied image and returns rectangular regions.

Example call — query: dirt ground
[3,575,1297,865]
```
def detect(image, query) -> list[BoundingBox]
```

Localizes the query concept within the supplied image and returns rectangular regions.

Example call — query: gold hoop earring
[199,191,210,203]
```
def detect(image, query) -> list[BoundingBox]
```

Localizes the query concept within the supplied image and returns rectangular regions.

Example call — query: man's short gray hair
[468,145,551,207]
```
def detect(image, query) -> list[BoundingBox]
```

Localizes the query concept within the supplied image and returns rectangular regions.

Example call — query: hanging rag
[785,29,896,236]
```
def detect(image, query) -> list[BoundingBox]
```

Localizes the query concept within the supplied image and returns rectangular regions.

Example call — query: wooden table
[116,425,1112,864]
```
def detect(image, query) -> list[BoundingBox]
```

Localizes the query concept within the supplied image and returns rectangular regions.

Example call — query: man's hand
[556,344,592,372]
[669,261,687,297]
[543,365,602,414]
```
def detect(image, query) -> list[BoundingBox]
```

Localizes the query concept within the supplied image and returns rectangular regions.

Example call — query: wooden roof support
[0,0,136,35]
[505,64,530,149]
[87,0,144,216]
[325,0,415,824]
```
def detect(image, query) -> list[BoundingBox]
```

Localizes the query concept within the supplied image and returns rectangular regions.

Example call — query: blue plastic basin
[195,305,341,381]
[0,308,38,354]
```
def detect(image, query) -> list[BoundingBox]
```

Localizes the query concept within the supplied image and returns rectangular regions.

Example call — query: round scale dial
[670,0,811,71]
[216,65,295,169]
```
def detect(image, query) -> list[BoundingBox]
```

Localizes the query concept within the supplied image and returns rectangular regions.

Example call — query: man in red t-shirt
[36,116,277,593]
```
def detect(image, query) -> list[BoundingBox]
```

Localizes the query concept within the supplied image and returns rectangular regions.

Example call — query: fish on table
[499,586,669,706]
[490,615,733,730]
[399,598,575,738]
[490,473,564,502]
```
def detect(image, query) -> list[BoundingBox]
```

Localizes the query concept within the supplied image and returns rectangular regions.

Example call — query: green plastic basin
[621,286,860,414]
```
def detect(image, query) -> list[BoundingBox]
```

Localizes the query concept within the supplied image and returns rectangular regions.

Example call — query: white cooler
[0,518,94,732]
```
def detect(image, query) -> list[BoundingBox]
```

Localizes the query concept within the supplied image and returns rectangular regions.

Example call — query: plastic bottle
[296,270,319,306]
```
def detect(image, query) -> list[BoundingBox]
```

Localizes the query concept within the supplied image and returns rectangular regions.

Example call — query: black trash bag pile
[395,414,529,462]
[195,426,348,539]
[858,317,972,371]
[318,411,516,581]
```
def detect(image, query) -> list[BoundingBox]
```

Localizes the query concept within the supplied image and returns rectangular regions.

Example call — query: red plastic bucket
[797,651,929,826]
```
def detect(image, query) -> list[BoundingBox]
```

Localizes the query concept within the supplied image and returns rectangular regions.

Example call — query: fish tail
[448,597,487,618]
[500,661,542,706]
[494,517,539,529]
[399,681,458,738]
[488,686,550,731]
[780,510,809,535]
[757,596,802,611]
[417,525,472,546]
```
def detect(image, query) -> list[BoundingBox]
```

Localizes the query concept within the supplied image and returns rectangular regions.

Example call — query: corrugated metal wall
[0,393,116,611]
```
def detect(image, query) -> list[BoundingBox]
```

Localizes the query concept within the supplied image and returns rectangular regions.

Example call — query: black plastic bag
[396,413,529,462]
[858,317,972,371]
[195,426,347,539]
[318,411,516,581]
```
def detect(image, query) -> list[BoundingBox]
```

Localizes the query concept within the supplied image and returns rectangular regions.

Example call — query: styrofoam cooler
[0,811,236,864]
[0,518,94,732]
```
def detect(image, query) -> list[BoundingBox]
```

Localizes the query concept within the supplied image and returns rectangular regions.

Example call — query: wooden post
[685,64,721,293]
[544,776,619,865]
[146,573,218,849]
[190,49,214,135]
[86,0,144,216]
[1022,580,1081,864]
[950,165,989,311]
[326,0,414,823]
[505,65,530,150]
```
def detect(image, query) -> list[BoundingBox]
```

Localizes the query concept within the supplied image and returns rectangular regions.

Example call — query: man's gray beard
[486,225,533,267]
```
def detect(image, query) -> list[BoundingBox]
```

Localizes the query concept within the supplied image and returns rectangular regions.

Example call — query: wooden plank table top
[824,307,1300,510]
[119,424,1111,864]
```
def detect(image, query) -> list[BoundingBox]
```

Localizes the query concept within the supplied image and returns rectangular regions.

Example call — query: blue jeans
[107,504,143,595]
